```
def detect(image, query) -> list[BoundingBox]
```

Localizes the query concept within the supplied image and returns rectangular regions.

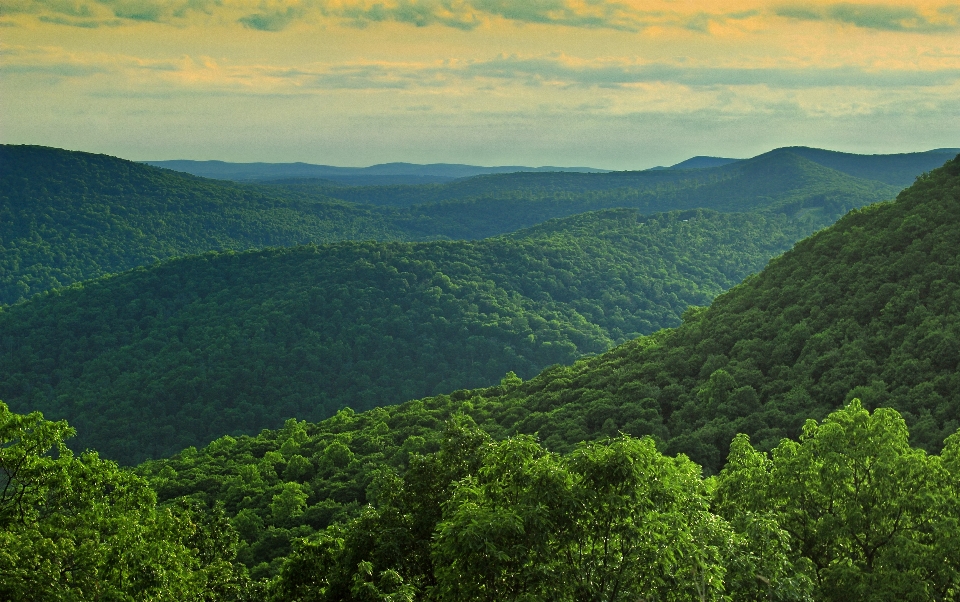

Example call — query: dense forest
[1,145,912,305]
[2,148,958,600]
[124,152,958,586]
[0,145,409,305]
[1,207,822,464]
[6,395,958,599]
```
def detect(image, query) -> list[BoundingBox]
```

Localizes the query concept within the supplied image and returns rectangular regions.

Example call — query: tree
[433,435,732,601]
[715,400,958,601]
[0,401,247,601]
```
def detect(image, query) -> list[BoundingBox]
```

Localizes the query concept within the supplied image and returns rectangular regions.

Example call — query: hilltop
[783,146,960,186]
[0,145,407,305]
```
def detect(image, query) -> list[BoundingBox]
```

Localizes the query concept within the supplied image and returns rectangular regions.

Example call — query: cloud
[38,14,121,26]
[4,0,221,26]
[6,46,957,107]
[238,7,303,31]
[776,3,960,32]
[457,54,960,90]
[3,0,957,33]
[279,1,764,32]
[2,0,774,32]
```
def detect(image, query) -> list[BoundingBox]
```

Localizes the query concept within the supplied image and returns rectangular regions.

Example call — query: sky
[1,0,959,169]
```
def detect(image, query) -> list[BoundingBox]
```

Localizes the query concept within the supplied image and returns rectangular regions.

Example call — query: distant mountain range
[145,147,958,186]
[142,160,610,185]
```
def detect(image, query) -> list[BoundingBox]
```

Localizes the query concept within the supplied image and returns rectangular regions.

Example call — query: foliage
[261,403,957,600]
[0,401,248,601]
[129,154,960,588]
[716,400,960,600]
[136,399,484,579]
[0,144,410,305]
[432,435,730,601]
[462,152,960,471]
[1,207,822,464]
[5,148,960,599]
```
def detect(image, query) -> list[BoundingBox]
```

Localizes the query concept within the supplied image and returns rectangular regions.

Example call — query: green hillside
[0,207,818,464]
[476,151,960,471]
[785,146,960,187]
[0,145,409,306]
[130,153,960,584]
[2,145,897,306]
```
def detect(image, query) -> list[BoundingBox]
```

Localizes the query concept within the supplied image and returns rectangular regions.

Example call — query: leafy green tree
[0,401,248,600]
[433,435,731,601]
[716,400,959,601]
[267,415,492,599]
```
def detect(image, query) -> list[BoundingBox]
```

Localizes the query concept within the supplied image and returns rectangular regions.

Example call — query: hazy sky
[2,0,958,169]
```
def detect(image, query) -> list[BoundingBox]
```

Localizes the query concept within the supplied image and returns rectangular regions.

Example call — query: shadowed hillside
[0,207,822,463]
[0,145,407,305]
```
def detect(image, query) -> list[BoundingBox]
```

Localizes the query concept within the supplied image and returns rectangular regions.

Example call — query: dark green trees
[2,207,820,464]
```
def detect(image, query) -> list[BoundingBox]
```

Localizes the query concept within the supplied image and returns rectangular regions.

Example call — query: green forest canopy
[131,153,960,584]
[4,149,960,600]
[6,397,958,600]
[0,145,407,306]
[1,207,822,464]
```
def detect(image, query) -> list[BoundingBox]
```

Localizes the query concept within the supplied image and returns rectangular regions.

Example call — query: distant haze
[143,160,610,185]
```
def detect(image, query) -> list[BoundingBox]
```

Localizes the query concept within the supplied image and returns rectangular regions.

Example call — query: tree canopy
[1,207,825,464]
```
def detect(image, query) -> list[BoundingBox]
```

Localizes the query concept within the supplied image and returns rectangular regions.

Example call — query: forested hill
[0,207,821,464]
[462,150,960,468]
[783,146,960,186]
[130,153,960,585]
[0,145,410,305]
[1,145,897,306]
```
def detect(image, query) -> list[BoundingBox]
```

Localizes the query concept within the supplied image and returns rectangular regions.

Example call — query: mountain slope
[1,208,819,464]
[129,152,960,579]
[473,152,960,470]
[783,146,959,186]
[0,145,410,305]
